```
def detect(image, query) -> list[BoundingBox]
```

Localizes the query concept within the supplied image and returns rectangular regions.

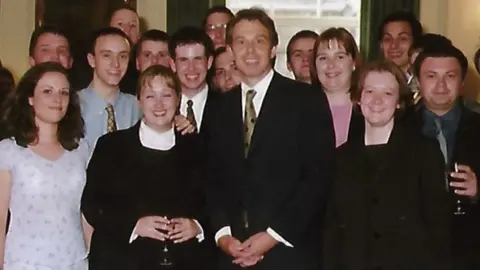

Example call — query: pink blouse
[330,103,352,147]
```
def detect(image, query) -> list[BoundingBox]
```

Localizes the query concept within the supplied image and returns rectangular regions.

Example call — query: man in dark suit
[207,8,335,270]
[406,45,480,270]
[169,26,220,135]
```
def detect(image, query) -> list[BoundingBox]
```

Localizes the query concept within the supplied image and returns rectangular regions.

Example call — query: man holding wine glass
[406,44,480,270]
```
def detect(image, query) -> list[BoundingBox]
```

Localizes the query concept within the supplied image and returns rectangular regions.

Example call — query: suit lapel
[347,109,364,144]
[247,73,283,156]
[452,107,472,165]
[229,87,246,162]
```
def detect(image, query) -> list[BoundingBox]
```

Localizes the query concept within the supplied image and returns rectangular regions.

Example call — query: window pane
[320,0,360,17]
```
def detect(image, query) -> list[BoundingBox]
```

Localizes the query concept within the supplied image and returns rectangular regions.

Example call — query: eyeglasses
[206,24,227,32]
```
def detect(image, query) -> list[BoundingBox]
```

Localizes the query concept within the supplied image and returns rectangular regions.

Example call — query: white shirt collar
[180,84,209,130]
[181,84,209,107]
[240,69,274,117]
[138,120,175,150]
[406,71,413,84]
[241,69,274,96]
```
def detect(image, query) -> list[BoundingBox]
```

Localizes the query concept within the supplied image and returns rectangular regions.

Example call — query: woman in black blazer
[81,65,213,270]
[323,61,452,270]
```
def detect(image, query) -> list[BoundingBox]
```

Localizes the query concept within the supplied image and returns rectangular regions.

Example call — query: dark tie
[244,89,257,158]
[186,100,197,130]
[105,103,117,133]
[434,117,448,164]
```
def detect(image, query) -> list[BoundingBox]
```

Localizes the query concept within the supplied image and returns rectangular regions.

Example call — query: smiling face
[88,34,131,89]
[380,21,413,71]
[229,19,276,85]
[360,71,400,128]
[171,43,213,94]
[418,56,462,115]
[110,8,140,44]
[214,50,240,92]
[29,71,70,126]
[205,12,232,49]
[138,75,179,132]
[315,39,355,93]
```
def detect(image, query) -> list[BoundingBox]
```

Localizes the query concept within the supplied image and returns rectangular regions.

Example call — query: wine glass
[448,162,466,216]
[158,217,175,268]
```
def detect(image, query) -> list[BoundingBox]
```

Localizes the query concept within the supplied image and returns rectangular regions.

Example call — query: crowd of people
[0,3,479,270]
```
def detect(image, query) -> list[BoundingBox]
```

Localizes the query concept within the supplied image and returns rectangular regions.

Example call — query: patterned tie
[244,89,257,158]
[186,100,197,130]
[105,103,117,133]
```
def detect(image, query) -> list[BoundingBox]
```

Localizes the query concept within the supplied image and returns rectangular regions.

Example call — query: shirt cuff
[214,226,232,245]
[129,224,139,243]
[193,219,205,242]
[267,227,293,248]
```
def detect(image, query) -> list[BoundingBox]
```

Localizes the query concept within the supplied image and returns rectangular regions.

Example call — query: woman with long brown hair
[0,62,90,269]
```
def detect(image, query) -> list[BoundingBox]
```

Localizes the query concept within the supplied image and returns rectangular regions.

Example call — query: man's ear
[87,53,96,68]
[29,56,36,67]
[170,58,176,73]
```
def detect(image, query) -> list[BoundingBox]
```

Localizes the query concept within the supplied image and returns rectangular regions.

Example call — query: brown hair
[136,64,182,99]
[310,27,361,89]
[1,62,84,150]
[353,60,412,116]
[225,8,278,47]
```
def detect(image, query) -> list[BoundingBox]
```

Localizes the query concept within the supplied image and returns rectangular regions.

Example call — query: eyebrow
[39,85,70,90]
[292,49,312,53]
[99,49,129,54]
[316,51,347,55]
[38,44,68,48]
[384,32,410,36]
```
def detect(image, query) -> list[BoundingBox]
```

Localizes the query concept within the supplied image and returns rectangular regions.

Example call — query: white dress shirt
[179,85,209,131]
[129,120,205,243]
[406,71,413,85]
[214,69,293,248]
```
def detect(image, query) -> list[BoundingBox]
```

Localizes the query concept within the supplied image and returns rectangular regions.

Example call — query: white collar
[182,84,209,105]
[138,120,175,150]
[241,69,274,95]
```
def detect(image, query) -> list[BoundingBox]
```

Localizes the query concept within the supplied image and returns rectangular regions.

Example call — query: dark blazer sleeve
[322,147,345,270]
[420,138,452,269]
[183,133,214,241]
[81,134,140,245]
[205,93,231,234]
[270,85,336,245]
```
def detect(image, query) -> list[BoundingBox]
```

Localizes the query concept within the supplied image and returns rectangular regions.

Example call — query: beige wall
[0,0,168,79]
[420,0,480,100]
[0,0,35,79]
[137,0,167,31]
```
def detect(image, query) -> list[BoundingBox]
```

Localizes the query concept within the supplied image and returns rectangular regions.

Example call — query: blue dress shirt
[78,87,142,149]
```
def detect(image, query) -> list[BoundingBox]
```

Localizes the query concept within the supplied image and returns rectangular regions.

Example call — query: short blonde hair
[136,64,181,99]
